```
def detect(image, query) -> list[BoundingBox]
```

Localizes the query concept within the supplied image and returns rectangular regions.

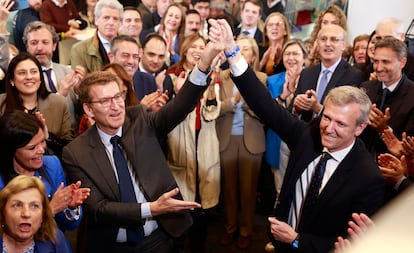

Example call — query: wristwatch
[292,234,299,249]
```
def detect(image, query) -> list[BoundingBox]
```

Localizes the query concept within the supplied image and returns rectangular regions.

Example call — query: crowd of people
[0,0,413,252]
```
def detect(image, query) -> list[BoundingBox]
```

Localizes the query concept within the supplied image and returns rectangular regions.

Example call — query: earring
[11,82,15,87]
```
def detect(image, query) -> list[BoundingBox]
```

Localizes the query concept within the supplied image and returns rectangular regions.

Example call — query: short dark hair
[191,0,210,6]
[186,9,200,16]
[375,37,408,60]
[142,32,167,49]
[110,35,140,54]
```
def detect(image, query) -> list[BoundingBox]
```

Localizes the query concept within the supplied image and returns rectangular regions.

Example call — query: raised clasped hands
[150,188,201,217]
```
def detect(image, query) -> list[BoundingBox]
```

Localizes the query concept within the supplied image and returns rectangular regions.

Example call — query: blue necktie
[242,30,250,36]
[379,88,391,111]
[110,136,144,244]
[43,69,57,93]
[316,70,330,103]
[297,152,332,232]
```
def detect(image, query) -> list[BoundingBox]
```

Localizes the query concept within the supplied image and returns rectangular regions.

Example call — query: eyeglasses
[283,51,303,57]
[318,36,344,44]
[267,21,284,28]
[89,91,126,107]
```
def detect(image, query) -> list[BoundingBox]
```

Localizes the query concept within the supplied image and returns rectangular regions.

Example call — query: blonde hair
[0,175,57,242]
[237,35,260,71]
[262,12,291,48]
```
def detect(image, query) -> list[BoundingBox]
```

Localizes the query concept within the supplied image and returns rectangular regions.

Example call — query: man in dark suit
[24,21,85,134]
[209,18,385,253]
[360,37,414,158]
[374,17,414,82]
[234,0,263,45]
[135,33,174,100]
[293,24,363,122]
[62,37,224,252]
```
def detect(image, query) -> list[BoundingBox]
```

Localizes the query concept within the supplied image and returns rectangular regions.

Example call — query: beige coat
[0,93,73,141]
[216,69,267,154]
[167,84,221,209]
[70,32,104,74]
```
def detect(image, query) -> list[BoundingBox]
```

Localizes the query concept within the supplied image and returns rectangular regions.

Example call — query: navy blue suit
[232,67,384,253]
[294,59,363,122]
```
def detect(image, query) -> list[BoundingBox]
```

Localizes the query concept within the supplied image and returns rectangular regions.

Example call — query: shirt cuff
[141,202,152,219]
[394,176,407,191]
[188,64,211,86]
[64,207,81,221]
[230,57,248,77]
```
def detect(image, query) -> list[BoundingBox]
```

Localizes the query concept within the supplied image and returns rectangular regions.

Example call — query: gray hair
[23,21,59,45]
[324,86,372,125]
[95,0,124,20]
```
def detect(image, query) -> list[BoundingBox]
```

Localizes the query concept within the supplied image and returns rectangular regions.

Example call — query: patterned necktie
[110,136,144,244]
[43,69,57,93]
[379,88,391,111]
[297,152,332,232]
[316,70,330,103]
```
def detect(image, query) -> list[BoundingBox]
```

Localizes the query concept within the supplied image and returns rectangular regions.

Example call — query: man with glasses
[62,31,225,252]
[292,24,363,122]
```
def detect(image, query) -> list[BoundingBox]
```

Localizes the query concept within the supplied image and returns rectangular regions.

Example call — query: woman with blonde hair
[259,12,291,76]
[217,35,267,249]
[0,175,70,252]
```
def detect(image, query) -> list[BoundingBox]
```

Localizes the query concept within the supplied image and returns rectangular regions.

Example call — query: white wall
[347,0,414,42]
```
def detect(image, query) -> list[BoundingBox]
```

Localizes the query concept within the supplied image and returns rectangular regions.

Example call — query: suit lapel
[88,127,121,200]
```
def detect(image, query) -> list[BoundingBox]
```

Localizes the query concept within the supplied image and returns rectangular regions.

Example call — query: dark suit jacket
[132,70,158,100]
[359,75,414,156]
[232,67,385,253]
[294,59,363,121]
[62,79,206,252]
[138,3,153,30]
[234,26,263,45]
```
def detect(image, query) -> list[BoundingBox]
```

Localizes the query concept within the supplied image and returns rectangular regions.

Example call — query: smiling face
[25,28,56,68]
[14,129,46,175]
[163,6,182,33]
[110,41,140,77]
[119,9,143,38]
[4,188,43,243]
[185,38,205,69]
[317,25,346,67]
[320,101,365,152]
[282,43,305,72]
[84,81,125,136]
[240,1,261,29]
[373,47,406,86]
[12,59,41,97]
[95,6,121,41]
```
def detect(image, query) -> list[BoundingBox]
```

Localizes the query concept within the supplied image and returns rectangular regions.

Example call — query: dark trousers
[112,229,174,253]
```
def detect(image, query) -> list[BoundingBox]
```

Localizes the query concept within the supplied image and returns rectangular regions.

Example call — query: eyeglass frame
[318,35,344,44]
[88,91,126,107]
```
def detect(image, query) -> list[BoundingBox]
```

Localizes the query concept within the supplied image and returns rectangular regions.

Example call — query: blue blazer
[0,155,82,232]
[132,70,158,100]
[0,228,70,253]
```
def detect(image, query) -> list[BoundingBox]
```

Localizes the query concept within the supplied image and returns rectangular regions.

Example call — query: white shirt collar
[97,126,123,147]
[51,0,67,8]
[382,77,402,92]
[241,27,257,37]
[324,140,355,164]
